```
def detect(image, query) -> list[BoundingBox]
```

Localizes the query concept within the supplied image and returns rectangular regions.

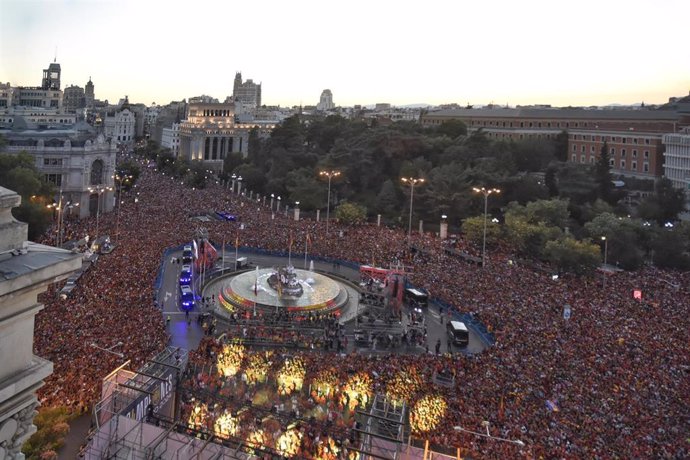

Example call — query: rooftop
[425,107,681,120]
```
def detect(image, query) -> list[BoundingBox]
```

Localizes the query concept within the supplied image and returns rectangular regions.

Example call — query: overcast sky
[1,0,688,107]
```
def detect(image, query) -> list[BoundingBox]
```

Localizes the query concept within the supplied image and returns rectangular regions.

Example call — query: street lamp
[472,187,500,268]
[601,236,608,266]
[401,177,425,241]
[270,193,275,211]
[237,175,243,195]
[319,170,341,235]
[88,185,111,240]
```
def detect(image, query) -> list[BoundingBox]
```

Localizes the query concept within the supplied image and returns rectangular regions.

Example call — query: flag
[306,233,311,246]
[235,232,239,248]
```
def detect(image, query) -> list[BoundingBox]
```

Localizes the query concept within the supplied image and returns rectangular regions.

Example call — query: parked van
[446,320,469,346]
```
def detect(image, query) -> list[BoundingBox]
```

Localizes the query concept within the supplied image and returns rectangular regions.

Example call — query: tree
[524,198,571,229]
[553,130,569,162]
[595,141,614,204]
[544,237,600,275]
[652,227,690,270]
[461,216,501,246]
[374,180,401,219]
[0,152,55,241]
[435,119,467,139]
[638,177,686,224]
[335,201,367,225]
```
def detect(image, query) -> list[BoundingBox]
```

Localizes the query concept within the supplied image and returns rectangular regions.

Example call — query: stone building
[1,125,116,219]
[421,108,689,179]
[317,89,335,111]
[0,186,82,458]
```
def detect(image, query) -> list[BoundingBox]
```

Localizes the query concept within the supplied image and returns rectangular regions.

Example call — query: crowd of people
[33,158,689,459]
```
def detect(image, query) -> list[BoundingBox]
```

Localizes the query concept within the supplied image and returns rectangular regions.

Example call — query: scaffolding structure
[350,394,408,460]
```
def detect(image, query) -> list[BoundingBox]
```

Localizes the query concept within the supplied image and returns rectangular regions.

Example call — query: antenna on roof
[54,46,57,62]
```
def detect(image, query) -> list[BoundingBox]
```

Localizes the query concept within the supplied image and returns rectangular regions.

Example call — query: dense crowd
[33,159,689,459]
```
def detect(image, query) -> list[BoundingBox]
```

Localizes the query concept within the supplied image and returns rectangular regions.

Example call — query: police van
[446,320,469,346]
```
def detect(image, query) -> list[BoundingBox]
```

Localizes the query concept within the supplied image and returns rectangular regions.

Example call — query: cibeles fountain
[216,263,350,317]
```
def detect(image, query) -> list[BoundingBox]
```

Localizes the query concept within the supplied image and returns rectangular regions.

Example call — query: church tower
[85,76,95,107]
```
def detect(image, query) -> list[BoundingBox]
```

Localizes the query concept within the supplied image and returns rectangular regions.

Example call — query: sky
[1,0,689,108]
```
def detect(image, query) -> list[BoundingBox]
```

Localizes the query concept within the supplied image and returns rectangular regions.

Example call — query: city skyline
[1,0,689,108]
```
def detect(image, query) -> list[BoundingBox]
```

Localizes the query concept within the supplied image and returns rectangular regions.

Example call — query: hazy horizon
[1,0,689,108]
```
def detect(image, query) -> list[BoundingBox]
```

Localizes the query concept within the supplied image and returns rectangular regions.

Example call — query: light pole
[601,236,608,266]
[237,176,243,195]
[270,193,275,211]
[319,170,341,235]
[401,176,425,241]
[473,187,500,268]
[113,173,132,243]
[88,185,111,240]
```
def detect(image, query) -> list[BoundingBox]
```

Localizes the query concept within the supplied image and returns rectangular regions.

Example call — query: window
[633,138,638,144]
[44,174,62,186]
[581,145,586,153]
[571,154,576,162]
[632,161,637,170]
[645,139,650,145]
[572,144,577,152]
[591,146,595,153]
[644,151,649,159]
[622,138,627,144]
[609,159,615,166]
[643,164,649,172]
[580,155,586,163]
[43,158,63,166]
[632,150,637,158]
[610,147,615,155]
[621,149,626,157]
[620,160,626,168]
[589,157,595,164]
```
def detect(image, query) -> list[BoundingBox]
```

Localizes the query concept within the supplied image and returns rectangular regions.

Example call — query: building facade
[63,85,86,112]
[0,107,76,130]
[161,122,180,157]
[663,129,690,190]
[232,72,261,108]
[1,128,117,219]
[104,108,136,146]
[421,108,686,179]
[317,89,335,111]
[178,102,274,170]
[0,186,82,459]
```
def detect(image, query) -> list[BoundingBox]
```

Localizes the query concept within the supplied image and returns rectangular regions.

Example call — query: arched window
[90,159,104,185]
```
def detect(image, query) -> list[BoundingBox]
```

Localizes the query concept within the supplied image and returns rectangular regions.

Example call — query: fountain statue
[267,265,304,297]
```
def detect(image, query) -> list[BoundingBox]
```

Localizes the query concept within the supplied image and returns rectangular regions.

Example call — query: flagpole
[222,239,225,274]
[235,233,239,270]
[304,236,308,269]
